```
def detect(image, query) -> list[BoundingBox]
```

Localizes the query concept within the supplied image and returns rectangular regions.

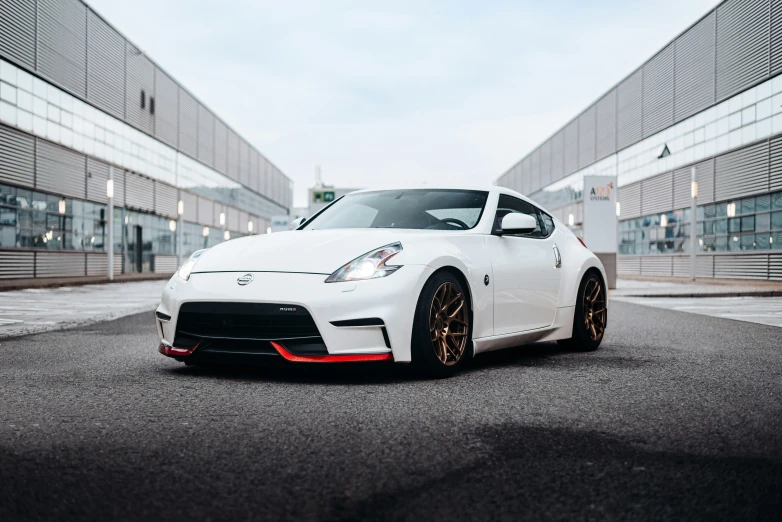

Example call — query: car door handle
[553,244,561,268]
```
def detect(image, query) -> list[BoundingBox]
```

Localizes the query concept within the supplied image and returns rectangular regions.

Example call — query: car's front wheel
[412,272,472,378]
[558,270,606,352]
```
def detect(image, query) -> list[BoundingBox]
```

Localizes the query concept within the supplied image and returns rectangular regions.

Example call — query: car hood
[191,229,439,275]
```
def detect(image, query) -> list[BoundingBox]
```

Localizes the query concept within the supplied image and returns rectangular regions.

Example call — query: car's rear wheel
[558,271,606,352]
[412,272,471,378]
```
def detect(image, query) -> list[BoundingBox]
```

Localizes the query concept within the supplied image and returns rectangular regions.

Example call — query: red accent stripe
[577,237,588,249]
[270,341,393,363]
[159,342,199,357]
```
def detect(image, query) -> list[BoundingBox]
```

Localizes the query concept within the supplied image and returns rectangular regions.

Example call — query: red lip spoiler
[271,342,393,363]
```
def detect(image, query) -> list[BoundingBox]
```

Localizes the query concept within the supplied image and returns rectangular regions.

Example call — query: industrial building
[497,0,782,281]
[0,0,292,280]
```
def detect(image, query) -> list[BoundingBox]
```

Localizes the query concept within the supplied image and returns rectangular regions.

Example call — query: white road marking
[611,296,782,328]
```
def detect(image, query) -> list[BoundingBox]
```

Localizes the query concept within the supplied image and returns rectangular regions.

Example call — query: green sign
[313,191,335,203]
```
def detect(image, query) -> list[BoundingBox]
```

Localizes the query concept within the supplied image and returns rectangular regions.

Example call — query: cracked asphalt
[1,300,781,521]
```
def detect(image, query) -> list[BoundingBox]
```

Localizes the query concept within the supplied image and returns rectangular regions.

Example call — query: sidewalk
[0,279,165,338]
[611,278,782,298]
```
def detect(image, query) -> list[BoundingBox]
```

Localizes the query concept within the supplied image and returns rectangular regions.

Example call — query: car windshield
[301,189,489,231]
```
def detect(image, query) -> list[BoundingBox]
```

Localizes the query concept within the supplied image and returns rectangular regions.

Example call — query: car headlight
[325,242,402,283]
[177,249,208,281]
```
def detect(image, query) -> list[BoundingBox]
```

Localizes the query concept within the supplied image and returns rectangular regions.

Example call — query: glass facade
[619,191,782,255]
[0,58,290,218]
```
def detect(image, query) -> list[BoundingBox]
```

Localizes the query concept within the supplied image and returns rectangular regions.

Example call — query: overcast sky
[89,0,717,207]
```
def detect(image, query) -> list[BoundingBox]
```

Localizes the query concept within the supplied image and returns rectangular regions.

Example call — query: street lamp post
[107,167,114,281]
[177,195,184,267]
[690,167,698,281]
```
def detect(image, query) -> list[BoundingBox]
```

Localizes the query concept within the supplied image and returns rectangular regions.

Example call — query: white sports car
[156,186,607,377]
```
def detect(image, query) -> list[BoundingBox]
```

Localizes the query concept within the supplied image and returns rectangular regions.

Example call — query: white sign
[582,175,617,254]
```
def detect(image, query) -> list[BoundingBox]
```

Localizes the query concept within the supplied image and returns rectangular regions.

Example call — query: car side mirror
[499,213,537,235]
[290,216,307,230]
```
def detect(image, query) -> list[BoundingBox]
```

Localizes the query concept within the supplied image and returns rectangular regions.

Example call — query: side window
[494,194,546,238]
[539,210,555,237]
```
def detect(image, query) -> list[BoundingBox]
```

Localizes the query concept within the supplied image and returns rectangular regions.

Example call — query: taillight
[577,237,587,248]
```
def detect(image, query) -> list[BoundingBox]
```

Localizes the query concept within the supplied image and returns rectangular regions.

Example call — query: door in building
[135,225,143,272]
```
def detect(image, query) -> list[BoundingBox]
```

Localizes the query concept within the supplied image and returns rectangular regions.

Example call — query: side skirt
[472,306,575,355]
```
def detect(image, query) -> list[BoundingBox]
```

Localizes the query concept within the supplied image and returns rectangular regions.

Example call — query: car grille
[174,302,328,357]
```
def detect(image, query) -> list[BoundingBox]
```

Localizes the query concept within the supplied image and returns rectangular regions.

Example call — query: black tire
[411,271,472,378]
[558,270,606,352]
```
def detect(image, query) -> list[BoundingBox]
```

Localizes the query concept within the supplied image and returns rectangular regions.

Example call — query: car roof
[348,185,524,197]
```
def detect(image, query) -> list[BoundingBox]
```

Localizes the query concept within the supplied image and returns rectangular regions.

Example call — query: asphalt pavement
[1,300,781,521]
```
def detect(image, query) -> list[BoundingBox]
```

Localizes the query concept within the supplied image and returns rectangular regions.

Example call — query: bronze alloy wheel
[428,281,469,366]
[582,276,606,341]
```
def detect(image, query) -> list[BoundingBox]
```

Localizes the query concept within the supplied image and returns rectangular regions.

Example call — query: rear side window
[494,194,553,238]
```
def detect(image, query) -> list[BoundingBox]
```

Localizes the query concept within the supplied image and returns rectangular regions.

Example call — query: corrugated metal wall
[617,69,643,149]
[37,0,87,97]
[36,139,86,198]
[0,125,35,188]
[0,0,36,70]
[0,251,35,279]
[178,89,198,158]
[618,182,641,219]
[640,172,673,215]
[578,106,596,169]
[227,129,240,180]
[197,104,214,167]
[154,181,178,218]
[124,171,154,212]
[563,120,579,176]
[153,68,178,147]
[86,157,109,204]
[674,10,716,121]
[714,141,768,200]
[125,43,155,134]
[642,44,675,137]
[214,119,228,175]
[181,191,197,223]
[86,11,124,119]
[773,1,782,76]
[770,135,782,191]
[197,196,213,226]
[595,89,616,161]
[715,0,769,101]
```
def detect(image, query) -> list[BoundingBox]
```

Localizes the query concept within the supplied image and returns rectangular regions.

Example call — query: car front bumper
[155,265,435,363]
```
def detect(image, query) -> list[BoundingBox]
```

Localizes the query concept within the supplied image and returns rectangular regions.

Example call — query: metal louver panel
[154,68,178,147]
[181,191,197,222]
[154,181,178,218]
[239,140,250,187]
[86,10,124,119]
[0,124,35,188]
[113,168,125,206]
[618,182,641,219]
[125,43,155,133]
[617,256,641,276]
[124,171,154,211]
[714,254,767,279]
[672,256,691,277]
[227,130,239,179]
[36,252,85,277]
[86,252,106,276]
[770,135,782,191]
[770,254,782,281]
[563,119,578,176]
[250,150,260,192]
[178,89,198,157]
[642,44,674,138]
[697,256,714,278]
[238,211,249,233]
[0,250,34,279]
[539,140,551,188]
[695,158,715,204]
[550,130,564,181]
[673,164,692,210]
[595,90,616,161]
[37,0,87,96]
[214,119,228,174]
[714,141,769,201]
[674,11,716,122]
[197,196,213,226]
[530,148,540,193]
[36,139,86,198]
[617,68,643,149]
[641,172,673,215]
[521,158,531,195]
[641,257,672,277]
[578,106,596,169]
[86,157,109,204]
[153,255,177,273]
[0,0,36,69]
[716,0,769,101]
[197,104,214,167]
[773,1,782,75]
[212,203,223,227]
